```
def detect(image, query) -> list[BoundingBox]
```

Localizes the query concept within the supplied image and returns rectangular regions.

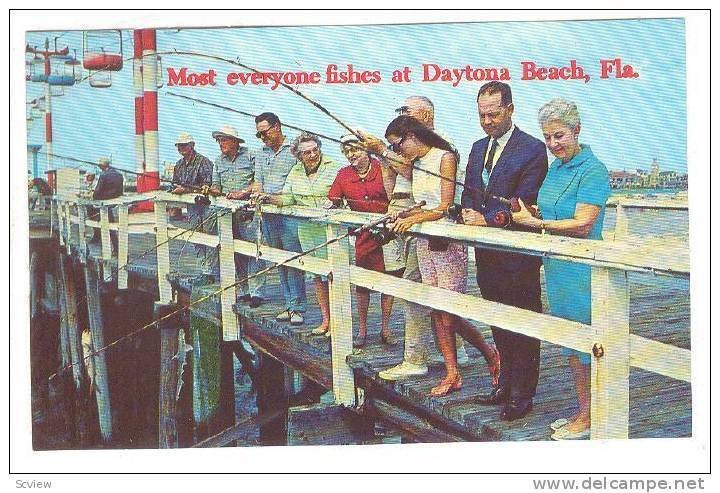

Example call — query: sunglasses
[389,134,408,153]
[255,126,275,139]
[395,106,409,115]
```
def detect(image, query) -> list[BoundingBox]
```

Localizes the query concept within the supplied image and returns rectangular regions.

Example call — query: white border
[6,6,712,488]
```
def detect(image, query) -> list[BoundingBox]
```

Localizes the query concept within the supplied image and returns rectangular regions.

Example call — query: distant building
[610,170,642,189]
[610,159,687,189]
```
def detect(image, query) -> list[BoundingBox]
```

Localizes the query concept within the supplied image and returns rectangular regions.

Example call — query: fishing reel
[194,185,212,207]
[446,203,464,224]
[366,224,398,246]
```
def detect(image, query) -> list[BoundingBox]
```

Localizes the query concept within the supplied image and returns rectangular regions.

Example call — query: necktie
[484,139,499,176]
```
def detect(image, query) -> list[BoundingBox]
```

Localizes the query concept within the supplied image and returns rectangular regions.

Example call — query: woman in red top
[328,135,403,348]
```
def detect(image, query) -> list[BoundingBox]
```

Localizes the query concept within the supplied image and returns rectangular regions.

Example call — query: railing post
[590,266,630,439]
[77,204,87,263]
[217,208,240,341]
[154,200,173,303]
[57,201,66,248]
[326,224,355,406]
[614,202,629,240]
[100,205,112,279]
[117,204,129,289]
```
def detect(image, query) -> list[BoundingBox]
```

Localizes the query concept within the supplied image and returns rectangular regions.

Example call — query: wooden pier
[28,190,691,448]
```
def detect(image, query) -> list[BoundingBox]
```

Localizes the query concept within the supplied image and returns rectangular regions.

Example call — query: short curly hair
[538,98,581,130]
[290,132,323,158]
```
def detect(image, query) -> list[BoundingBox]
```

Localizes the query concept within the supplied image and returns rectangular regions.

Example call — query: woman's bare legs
[564,355,590,432]
[314,278,330,333]
[430,311,462,396]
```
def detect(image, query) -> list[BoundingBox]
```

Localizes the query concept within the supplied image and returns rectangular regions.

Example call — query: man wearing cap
[253,112,306,324]
[359,96,475,381]
[172,132,214,265]
[90,157,124,250]
[172,133,213,194]
[210,125,266,308]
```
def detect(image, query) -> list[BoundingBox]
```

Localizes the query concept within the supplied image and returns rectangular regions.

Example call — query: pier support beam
[58,254,91,445]
[326,224,355,406]
[590,266,630,439]
[83,259,113,443]
[157,302,181,448]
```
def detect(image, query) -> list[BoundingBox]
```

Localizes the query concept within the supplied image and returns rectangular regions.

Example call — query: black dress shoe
[249,296,263,308]
[477,387,509,405]
[500,398,533,421]
[238,294,252,303]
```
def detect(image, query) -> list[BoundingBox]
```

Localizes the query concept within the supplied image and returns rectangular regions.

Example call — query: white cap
[175,132,194,145]
[97,156,111,166]
[212,125,245,144]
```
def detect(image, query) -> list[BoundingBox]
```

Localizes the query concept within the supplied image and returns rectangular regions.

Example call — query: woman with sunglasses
[327,134,405,348]
[384,115,468,396]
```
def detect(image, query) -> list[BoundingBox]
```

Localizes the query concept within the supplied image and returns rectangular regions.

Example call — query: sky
[25,18,687,180]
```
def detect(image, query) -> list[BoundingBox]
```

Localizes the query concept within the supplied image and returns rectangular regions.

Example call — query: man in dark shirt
[90,157,124,250]
[93,157,124,200]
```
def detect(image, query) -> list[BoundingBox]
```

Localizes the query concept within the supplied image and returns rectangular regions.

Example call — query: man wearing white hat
[172,132,214,265]
[171,132,213,194]
[210,125,266,308]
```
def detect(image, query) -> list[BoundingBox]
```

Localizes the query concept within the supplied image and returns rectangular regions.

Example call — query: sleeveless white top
[412,147,449,210]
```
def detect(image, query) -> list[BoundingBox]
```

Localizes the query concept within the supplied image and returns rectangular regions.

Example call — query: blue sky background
[25,18,687,180]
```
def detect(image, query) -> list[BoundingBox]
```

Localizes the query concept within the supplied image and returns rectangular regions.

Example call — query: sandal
[430,374,463,397]
[311,326,329,336]
[380,331,396,345]
[550,418,570,431]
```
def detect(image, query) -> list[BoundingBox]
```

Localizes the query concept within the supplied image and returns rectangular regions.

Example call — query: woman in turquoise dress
[512,98,610,440]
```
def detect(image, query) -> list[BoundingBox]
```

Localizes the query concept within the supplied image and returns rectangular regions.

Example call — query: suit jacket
[461,126,548,279]
[93,167,124,200]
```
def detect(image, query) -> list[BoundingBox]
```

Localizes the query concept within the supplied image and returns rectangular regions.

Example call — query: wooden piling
[58,255,91,446]
[83,258,113,443]
[157,302,181,448]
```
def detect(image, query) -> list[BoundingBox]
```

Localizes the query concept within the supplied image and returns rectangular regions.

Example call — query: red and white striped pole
[133,29,145,181]
[141,28,160,190]
[133,28,160,212]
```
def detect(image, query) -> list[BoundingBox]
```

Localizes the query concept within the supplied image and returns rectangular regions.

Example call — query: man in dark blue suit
[460,82,548,421]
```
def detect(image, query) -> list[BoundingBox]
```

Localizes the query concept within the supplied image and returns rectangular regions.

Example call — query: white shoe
[378,362,428,381]
[289,311,304,326]
[276,309,291,322]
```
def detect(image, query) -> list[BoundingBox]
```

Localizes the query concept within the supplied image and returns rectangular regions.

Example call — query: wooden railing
[50,190,690,440]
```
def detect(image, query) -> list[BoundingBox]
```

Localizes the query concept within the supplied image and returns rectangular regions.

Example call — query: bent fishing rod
[38,150,219,197]
[47,200,427,382]
[163,91,515,210]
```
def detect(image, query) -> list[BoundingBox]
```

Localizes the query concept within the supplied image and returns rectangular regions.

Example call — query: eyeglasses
[298,146,319,156]
[388,134,408,152]
[255,126,274,139]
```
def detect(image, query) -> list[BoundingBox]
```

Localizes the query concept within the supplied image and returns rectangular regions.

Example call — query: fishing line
[47,200,426,382]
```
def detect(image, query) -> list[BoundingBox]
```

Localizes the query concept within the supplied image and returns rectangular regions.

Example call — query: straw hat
[212,125,245,144]
[175,132,195,145]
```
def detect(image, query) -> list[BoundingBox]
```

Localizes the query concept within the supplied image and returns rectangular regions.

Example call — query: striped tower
[44,57,54,190]
[140,28,160,191]
[131,29,154,212]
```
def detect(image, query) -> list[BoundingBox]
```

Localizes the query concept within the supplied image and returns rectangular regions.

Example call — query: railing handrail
[58,190,690,277]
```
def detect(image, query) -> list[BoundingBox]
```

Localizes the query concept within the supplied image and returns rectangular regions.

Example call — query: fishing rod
[162,88,515,211]
[47,200,427,382]
[38,151,216,196]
